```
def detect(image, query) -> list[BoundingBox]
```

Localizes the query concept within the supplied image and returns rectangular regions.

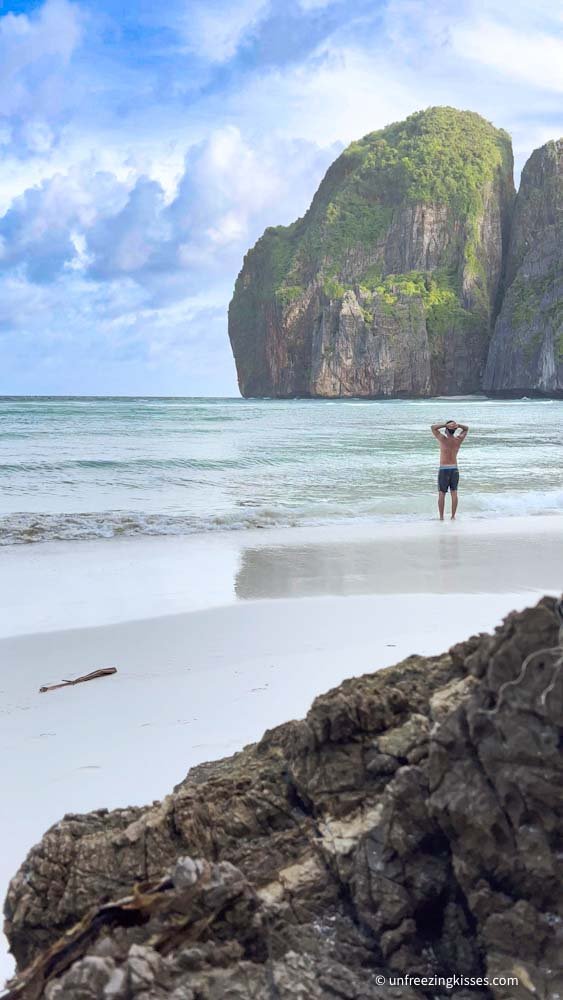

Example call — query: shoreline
[2,503,563,550]
[1,512,562,638]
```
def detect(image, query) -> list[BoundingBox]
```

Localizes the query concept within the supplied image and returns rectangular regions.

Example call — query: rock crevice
[484,139,562,397]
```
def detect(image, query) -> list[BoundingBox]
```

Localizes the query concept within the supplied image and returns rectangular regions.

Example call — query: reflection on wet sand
[235,529,560,600]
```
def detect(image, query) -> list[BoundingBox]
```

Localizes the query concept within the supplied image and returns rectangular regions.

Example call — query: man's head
[445,420,457,436]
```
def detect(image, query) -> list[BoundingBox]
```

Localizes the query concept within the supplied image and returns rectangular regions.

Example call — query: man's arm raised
[457,423,469,442]
[431,421,446,441]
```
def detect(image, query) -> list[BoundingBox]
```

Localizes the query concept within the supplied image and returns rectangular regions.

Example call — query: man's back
[431,420,468,465]
[438,435,462,466]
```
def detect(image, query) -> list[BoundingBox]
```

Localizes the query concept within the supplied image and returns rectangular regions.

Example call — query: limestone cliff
[229,107,515,398]
[484,139,563,397]
[4,596,563,1000]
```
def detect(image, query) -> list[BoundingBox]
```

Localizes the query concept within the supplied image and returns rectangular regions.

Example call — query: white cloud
[19,120,56,155]
[0,268,237,394]
[179,0,270,63]
[230,43,418,146]
[0,121,12,147]
[0,0,81,70]
[298,0,344,9]
[206,211,247,246]
[0,0,83,116]
[0,122,336,297]
[0,165,129,280]
[175,126,281,236]
[452,18,563,91]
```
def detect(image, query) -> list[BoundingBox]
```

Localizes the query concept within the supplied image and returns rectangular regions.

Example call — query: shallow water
[1,395,562,544]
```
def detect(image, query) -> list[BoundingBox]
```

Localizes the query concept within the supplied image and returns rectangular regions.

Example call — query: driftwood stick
[39,668,117,694]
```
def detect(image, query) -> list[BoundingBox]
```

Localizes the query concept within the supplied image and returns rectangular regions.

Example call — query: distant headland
[228,107,562,399]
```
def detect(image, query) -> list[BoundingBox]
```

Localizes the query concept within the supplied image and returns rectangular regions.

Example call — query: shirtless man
[430,419,469,520]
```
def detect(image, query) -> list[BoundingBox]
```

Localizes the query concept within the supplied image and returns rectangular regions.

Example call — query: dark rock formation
[484,139,563,397]
[228,107,515,398]
[4,595,563,999]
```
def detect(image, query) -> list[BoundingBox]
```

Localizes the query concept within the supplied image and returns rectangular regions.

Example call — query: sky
[0,0,562,396]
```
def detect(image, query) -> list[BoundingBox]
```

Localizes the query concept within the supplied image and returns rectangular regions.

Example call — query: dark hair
[446,419,456,424]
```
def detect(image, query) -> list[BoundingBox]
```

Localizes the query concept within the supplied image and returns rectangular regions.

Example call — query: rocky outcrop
[4,596,563,1000]
[484,139,562,397]
[229,107,515,397]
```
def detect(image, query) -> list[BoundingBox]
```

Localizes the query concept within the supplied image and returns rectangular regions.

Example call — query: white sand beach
[1,513,562,984]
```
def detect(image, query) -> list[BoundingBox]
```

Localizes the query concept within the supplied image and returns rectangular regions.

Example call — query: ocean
[1,395,562,545]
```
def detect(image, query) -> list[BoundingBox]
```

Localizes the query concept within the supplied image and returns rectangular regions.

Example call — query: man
[430,419,469,521]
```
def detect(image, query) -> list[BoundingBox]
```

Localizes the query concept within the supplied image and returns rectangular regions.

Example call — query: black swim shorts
[438,467,459,492]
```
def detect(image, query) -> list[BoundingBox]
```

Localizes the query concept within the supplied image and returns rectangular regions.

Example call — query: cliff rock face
[484,140,563,396]
[229,107,515,397]
[4,596,563,1000]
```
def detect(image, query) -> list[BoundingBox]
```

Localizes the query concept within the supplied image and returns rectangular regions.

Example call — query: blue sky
[0,0,561,396]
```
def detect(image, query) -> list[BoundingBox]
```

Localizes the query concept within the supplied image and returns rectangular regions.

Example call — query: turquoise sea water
[0,396,562,545]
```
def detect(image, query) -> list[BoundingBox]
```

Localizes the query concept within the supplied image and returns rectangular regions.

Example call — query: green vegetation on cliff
[229,106,519,398]
[319,105,511,248]
[319,268,475,339]
[234,106,513,305]
[376,272,473,331]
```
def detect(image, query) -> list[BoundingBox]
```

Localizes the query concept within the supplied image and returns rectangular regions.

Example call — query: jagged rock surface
[4,596,563,1000]
[228,107,515,398]
[484,139,563,397]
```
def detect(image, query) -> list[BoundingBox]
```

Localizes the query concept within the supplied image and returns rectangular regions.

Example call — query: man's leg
[438,491,445,520]
[451,490,458,519]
